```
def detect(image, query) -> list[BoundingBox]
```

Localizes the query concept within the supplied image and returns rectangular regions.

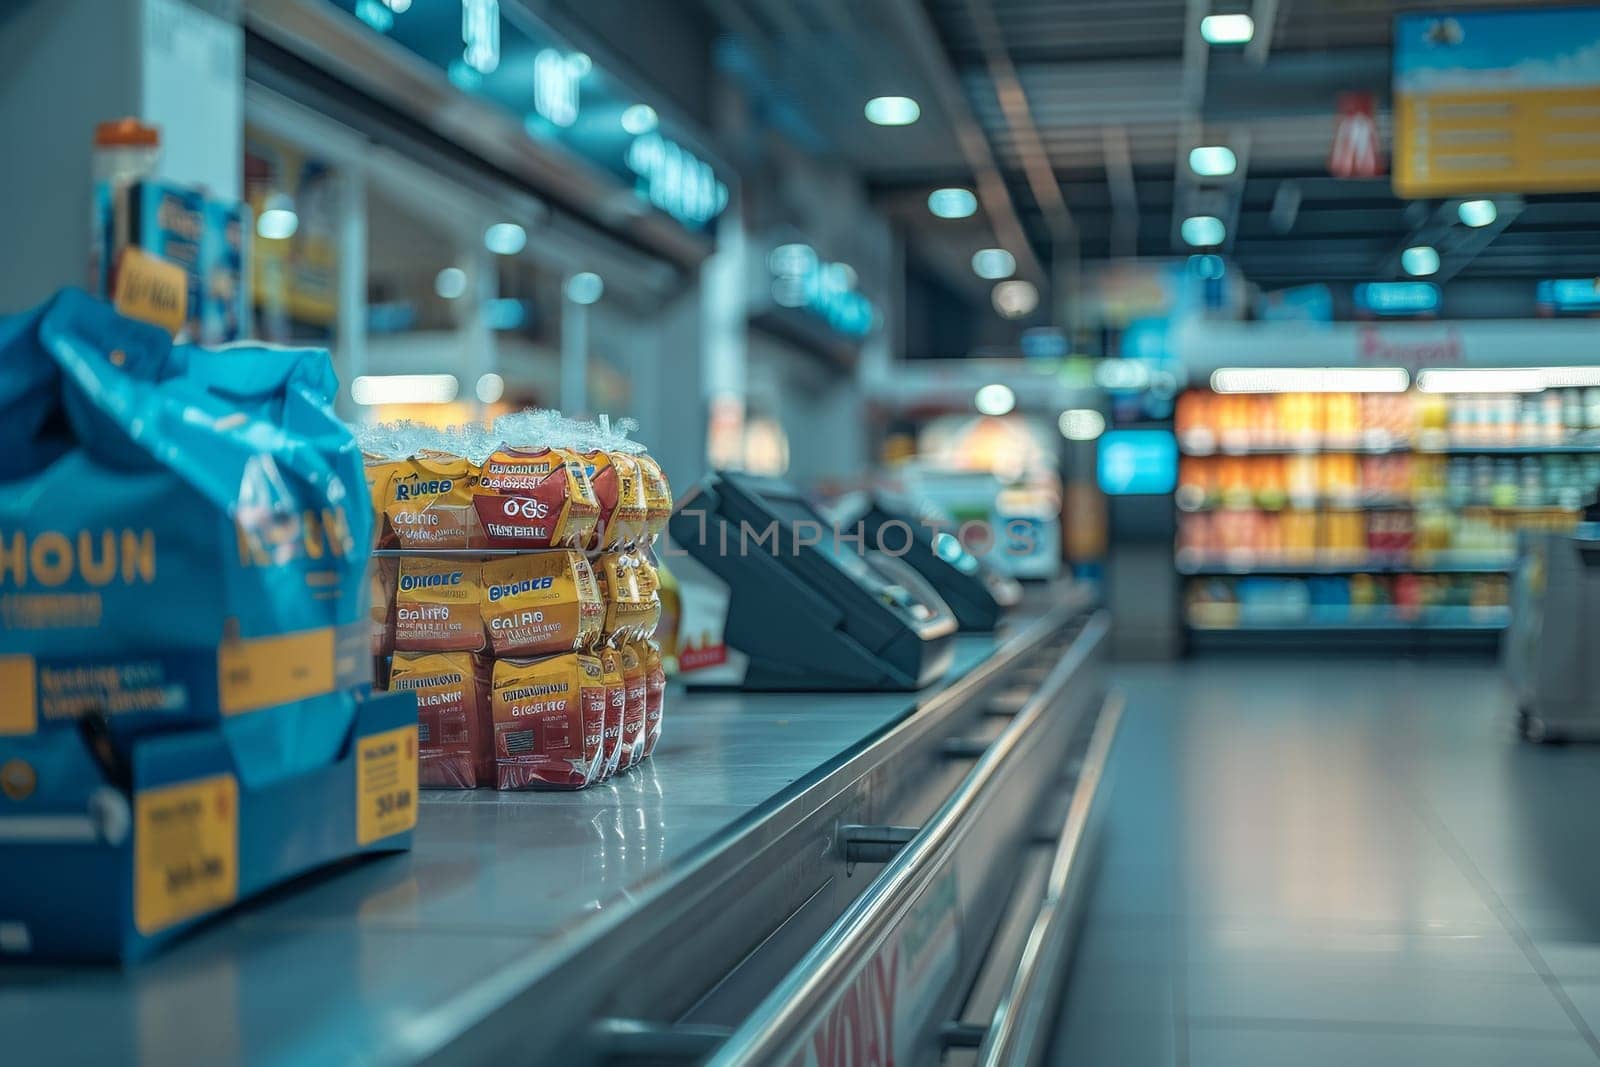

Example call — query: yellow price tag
[113,247,188,338]
[134,773,239,935]
[0,655,36,735]
[217,627,336,717]
[356,725,418,845]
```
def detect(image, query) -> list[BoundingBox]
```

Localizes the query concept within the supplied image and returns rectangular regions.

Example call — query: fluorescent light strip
[1416,367,1600,392]
[1537,367,1600,389]
[351,374,461,405]
[1210,367,1410,394]
[1415,368,1545,393]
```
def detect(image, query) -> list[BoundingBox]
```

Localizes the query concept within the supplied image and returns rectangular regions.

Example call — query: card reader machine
[835,495,1022,632]
[669,471,958,690]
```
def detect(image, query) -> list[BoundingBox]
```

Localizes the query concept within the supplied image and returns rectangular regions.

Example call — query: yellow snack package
[634,453,673,542]
[584,451,649,549]
[593,551,657,641]
[393,557,486,652]
[384,452,484,549]
[481,550,603,658]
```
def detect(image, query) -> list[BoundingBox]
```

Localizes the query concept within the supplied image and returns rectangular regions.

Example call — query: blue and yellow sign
[1395,8,1600,197]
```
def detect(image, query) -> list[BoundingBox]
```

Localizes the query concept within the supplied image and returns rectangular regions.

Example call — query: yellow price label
[356,725,418,845]
[217,627,336,717]
[134,773,239,935]
[0,655,36,735]
[113,247,188,337]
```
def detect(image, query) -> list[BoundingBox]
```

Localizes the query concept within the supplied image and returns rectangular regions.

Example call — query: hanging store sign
[1330,92,1384,179]
[321,0,729,231]
[1395,8,1600,197]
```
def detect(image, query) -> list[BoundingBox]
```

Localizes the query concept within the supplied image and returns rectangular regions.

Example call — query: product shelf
[1187,610,1510,632]
[1176,556,1514,575]
[1181,442,1600,457]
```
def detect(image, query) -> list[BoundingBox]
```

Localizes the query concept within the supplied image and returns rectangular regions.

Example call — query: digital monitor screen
[1097,430,1179,496]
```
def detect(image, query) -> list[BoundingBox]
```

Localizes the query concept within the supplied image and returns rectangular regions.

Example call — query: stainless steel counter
[2,595,1099,1067]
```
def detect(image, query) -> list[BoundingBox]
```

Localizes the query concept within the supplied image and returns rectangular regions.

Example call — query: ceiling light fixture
[1458,199,1497,228]
[1189,145,1237,177]
[865,96,921,126]
[1059,409,1106,440]
[434,267,468,300]
[1210,367,1410,394]
[1181,215,1226,247]
[483,222,526,255]
[1200,13,1255,44]
[475,372,506,404]
[256,194,299,240]
[992,279,1039,318]
[1401,245,1440,276]
[975,383,1016,416]
[565,271,604,305]
[620,104,658,135]
[928,187,978,219]
[971,248,1016,279]
[351,374,460,406]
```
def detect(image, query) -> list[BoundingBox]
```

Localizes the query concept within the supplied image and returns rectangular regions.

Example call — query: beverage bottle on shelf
[1585,388,1600,433]
[1493,458,1518,508]
[1520,457,1544,508]
[1564,389,1584,440]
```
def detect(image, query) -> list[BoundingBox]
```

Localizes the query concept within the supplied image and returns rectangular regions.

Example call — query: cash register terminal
[832,494,1022,632]
[668,472,958,690]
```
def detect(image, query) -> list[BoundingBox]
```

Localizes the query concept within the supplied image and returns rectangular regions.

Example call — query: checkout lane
[2,587,1104,1066]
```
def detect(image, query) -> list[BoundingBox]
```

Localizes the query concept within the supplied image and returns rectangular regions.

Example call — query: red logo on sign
[1331,92,1384,178]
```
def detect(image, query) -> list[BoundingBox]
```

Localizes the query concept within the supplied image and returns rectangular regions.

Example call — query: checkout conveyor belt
[2,586,1118,1067]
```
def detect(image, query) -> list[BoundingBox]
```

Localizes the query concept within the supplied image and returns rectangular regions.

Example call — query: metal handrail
[705,610,1112,1066]
[976,689,1125,1067]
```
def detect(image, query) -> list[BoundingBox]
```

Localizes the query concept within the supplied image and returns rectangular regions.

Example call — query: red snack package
[474,446,600,549]
[491,651,606,790]
[389,651,493,788]
[620,640,648,770]
[393,557,486,653]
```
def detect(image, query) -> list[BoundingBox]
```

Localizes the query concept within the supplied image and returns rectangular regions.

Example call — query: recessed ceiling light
[475,372,506,404]
[434,267,468,300]
[565,271,604,305]
[1200,13,1254,44]
[1458,199,1497,227]
[971,248,1016,279]
[992,279,1039,318]
[1059,409,1106,440]
[1401,245,1440,276]
[865,96,921,126]
[256,194,299,240]
[620,104,658,135]
[928,188,978,219]
[483,222,526,255]
[1189,145,1237,177]
[975,383,1016,416]
[1181,215,1226,247]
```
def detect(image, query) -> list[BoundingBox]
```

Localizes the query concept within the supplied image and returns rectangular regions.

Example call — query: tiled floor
[1050,657,1600,1066]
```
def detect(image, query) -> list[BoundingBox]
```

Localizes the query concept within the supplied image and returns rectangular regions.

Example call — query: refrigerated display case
[1174,383,1597,642]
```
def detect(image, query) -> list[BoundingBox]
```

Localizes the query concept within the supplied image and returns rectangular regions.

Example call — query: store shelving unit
[1174,387,1598,645]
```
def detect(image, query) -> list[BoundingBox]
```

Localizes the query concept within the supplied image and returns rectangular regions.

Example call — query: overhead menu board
[1394,8,1600,197]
